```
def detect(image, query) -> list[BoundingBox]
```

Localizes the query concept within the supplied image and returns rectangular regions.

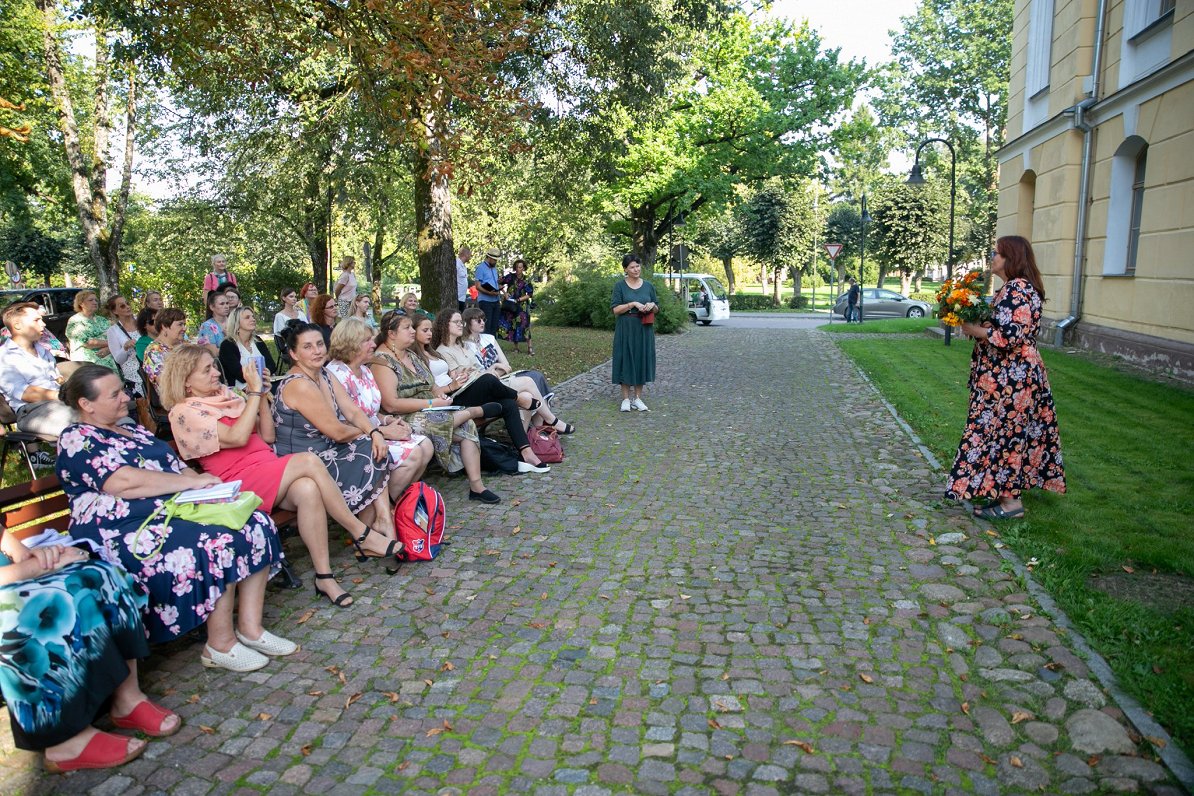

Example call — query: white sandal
[201,642,269,672]
[235,629,299,657]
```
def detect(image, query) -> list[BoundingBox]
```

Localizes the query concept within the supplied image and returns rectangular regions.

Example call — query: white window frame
[1125,0,1175,40]
[1103,137,1149,277]
[1026,0,1055,98]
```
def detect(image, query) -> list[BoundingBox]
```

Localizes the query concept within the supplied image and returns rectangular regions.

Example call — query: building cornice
[998,48,1194,165]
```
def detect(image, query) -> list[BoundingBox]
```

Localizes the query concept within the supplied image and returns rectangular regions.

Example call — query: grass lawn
[820,318,937,335]
[499,324,613,385]
[835,336,1194,754]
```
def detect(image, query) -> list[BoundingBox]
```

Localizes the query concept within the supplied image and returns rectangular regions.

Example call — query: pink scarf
[168,387,247,461]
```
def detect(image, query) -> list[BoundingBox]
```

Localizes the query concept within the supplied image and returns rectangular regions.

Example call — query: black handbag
[502,298,520,315]
[478,435,520,474]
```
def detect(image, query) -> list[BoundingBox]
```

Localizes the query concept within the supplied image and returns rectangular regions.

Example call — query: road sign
[824,243,844,260]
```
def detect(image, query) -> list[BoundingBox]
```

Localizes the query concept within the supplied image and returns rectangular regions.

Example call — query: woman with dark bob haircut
[55,364,293,673]
[946,235,1066,520]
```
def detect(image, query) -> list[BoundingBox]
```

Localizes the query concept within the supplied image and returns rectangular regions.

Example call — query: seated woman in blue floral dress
[0,529,181,772]
[55,364,295,674]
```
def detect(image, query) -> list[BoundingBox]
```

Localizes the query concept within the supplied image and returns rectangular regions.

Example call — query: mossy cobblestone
[0,328,1184,794]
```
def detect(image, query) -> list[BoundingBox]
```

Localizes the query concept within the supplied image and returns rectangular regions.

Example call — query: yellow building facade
[998,0,1194,379]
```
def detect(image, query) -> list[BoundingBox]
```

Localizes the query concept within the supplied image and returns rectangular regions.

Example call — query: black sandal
[352,526,403,562]
[550,418,576,435]
[314,573,353,608]
[522,396,542,412]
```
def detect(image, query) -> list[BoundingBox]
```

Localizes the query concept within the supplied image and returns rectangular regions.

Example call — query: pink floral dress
[946,278,1066,501]
[326,360,425,467]
[56,422,283,643]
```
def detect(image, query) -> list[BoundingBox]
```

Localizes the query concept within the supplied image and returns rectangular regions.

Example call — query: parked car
[0,287,83,339]
[833,288,931,319]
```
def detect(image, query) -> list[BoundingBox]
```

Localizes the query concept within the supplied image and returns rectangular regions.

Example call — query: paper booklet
[175,480,242,504]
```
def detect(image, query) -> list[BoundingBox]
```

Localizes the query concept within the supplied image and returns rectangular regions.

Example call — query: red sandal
[44,730,145,773]
[110,699,182,737]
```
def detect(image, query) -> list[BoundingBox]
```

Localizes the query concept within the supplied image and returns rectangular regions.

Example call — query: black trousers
[452,374,530,450]
[478,300,501,335]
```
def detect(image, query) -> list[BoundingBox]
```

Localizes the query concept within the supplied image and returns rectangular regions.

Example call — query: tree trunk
[771,268,782,303]
[721,257,735,294]
[107,67,136,290]
[630,206,659,273]
[759,263,768,296]
[900,270,912,295]
[38,0,116,296]
[875,264,887,290]
[371,206,386,309]
[300,156,331,290]
[413,128,456,313]
[913,270,923,293]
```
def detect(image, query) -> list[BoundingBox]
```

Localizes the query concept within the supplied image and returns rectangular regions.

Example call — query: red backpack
[393,482,446,561]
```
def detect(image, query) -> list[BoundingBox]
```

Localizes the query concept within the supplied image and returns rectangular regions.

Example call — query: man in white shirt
[0,302,75,451]
[456,246,472,311]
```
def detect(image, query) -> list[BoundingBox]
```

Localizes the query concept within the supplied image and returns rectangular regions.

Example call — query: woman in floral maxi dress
[946,236,1066,520]
[55,365,291,673]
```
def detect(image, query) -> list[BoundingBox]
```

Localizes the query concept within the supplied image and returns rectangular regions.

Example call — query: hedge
[537,276,688,333]
[729,293,780,311]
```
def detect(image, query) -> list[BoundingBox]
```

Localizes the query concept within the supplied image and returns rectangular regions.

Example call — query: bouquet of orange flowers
[935,269,991,327]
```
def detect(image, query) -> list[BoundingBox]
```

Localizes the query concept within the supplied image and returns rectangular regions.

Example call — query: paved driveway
[1,328,1184,795]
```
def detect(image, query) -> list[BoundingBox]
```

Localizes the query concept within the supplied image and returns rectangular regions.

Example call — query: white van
[658,272,730,325]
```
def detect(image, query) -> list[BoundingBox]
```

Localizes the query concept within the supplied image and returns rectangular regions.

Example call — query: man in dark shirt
[846,278,861,323]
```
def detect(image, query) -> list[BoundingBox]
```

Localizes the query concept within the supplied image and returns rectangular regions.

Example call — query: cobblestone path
[1,328,1186,795]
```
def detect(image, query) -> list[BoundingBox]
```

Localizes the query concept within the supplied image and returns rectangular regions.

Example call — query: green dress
[611,279,657,386]
[66,312,118,372]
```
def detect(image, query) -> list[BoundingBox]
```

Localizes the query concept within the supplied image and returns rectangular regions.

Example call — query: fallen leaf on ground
[512,526,521,534]
[396,760,409,771]
[548,562,557,567]
[859,673,874,684]
[1009,755,1023,768]
[301,744,312,756]
[1122,565,1134,574]
[296,609,316,625]
[783,740,815,754]
[1087,755,1101,766]
[426,726,444,737]
[928,536,936,545]
[199,725,215,734]
[308,690,324,697]
[425,587,435,595]
[424,679,434,687]
[352,577,363,584]
[257,713,272,721]
[1152,665,1164,674]
[511,499,522,507]
[863,617,872,625]
[163,688,176,696]
[961,702,970,715]
[708,718,722,729]
[720,673,730,681]
[540,592,548,600]
[1146,736,1167,749]
[1010,711,1033,724]
[528,621,548,629]
[680,594,691,600]
[188,694,200,704]
[337,671,347,685]
[599,594,610,600]
[383,692,400,703]
[589,698,598,705]
[345,692,363,708]
[441,661,455,671]
[485,549,500,555]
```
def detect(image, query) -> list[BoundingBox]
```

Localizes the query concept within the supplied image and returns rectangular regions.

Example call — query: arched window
[1103,137,1149,276]
[1018,171,1037,242]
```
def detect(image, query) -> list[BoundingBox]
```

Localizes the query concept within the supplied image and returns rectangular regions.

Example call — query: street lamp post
[858,194,872,322]
[907,137,957,345]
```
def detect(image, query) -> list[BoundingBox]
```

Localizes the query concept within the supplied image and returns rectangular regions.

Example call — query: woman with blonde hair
[218,306,276,390]
[161,345,396,606]
[328,319,433,500]
[66,290,117,371]
[348,293,376,328]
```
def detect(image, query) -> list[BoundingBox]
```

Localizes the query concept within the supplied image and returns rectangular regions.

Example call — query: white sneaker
[620,399,631,412]
[631,398,649,411]
[236,629,299,657]
[201,642,269,672]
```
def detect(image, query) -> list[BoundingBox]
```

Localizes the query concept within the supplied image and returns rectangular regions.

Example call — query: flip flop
[974,504,1025,520]
[44,731,145,773]
[110,699,182,737]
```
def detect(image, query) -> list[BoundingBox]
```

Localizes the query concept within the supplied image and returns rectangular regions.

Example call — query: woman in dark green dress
[610,254,659,412]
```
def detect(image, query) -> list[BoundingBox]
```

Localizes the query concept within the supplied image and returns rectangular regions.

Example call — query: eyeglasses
[450,319,464,326]
[989,250,1000,260]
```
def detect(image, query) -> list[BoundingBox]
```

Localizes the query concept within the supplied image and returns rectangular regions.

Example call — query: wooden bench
[0,474,302,589]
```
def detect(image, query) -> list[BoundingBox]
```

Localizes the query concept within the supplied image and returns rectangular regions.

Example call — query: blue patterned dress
[56,422,283,643]
[0,559,149,749]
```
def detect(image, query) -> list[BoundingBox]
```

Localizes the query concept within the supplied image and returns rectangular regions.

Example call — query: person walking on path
[610,253,658,412]
[946,235,1066,520]
[474,249,502,334]
[846,277,861,323]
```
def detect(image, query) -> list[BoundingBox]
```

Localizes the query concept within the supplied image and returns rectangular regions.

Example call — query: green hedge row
[729,293,780,310]
[537,276,688,333]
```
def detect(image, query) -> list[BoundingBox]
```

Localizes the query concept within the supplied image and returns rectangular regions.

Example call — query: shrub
[730,292,780,311]
[909,291,936,303]
[787,294,811,309]
[538,275,688,334]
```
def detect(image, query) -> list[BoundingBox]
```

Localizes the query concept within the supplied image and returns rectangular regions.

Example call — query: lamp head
[906,164,926,186]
